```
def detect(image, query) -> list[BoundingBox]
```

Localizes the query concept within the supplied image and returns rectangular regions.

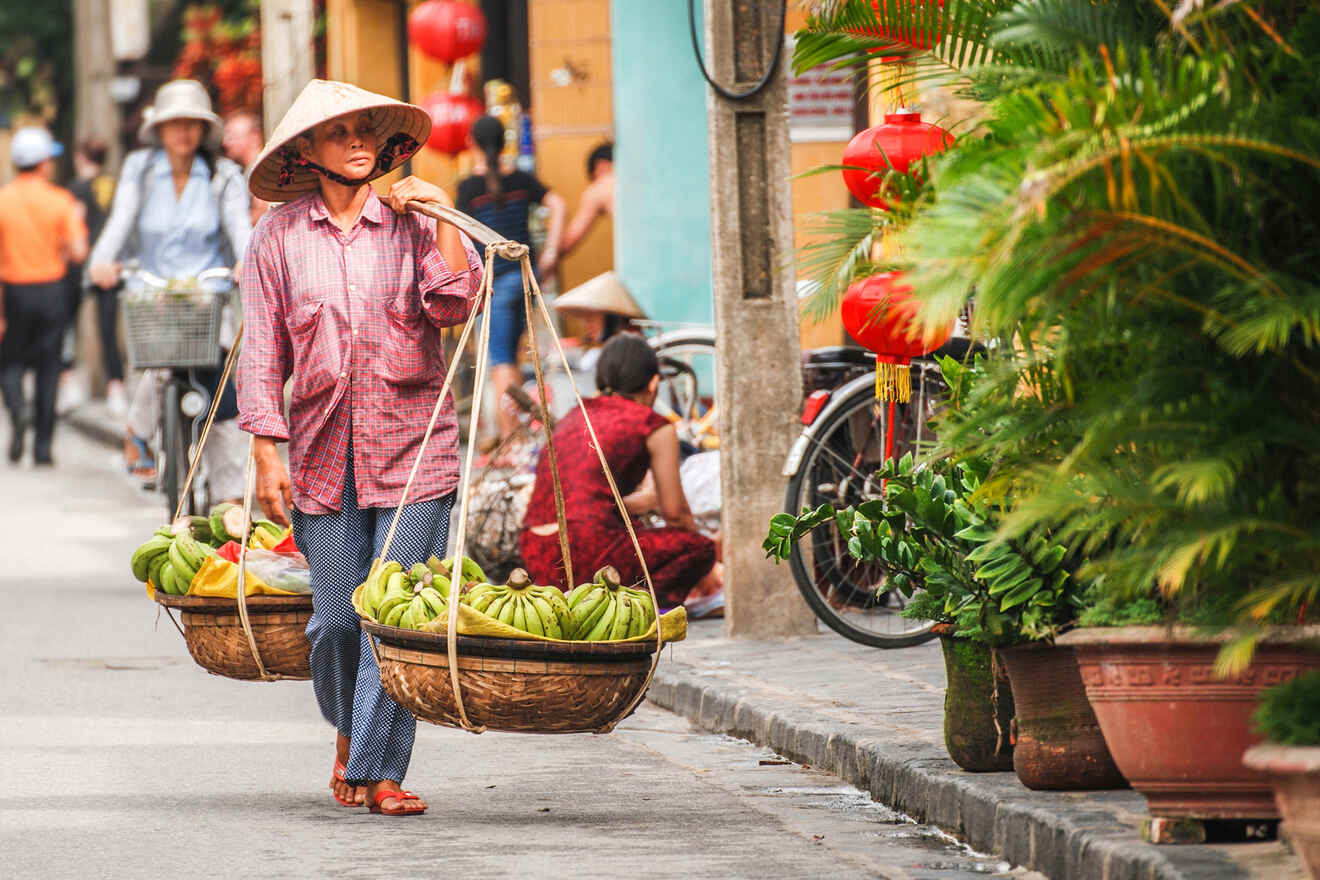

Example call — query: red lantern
[842,110,952,210]
[421,91,484,155]
[841,271,953,462]
[409,0,487,63]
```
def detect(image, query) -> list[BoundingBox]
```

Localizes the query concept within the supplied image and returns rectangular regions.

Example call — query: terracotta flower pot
[935,626,1015,772]
[999,642,1127,791]
[1243,744,1320,879]
[1057,626,1320,820]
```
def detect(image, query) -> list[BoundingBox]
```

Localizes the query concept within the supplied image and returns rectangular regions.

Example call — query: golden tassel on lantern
[875,360,912,402]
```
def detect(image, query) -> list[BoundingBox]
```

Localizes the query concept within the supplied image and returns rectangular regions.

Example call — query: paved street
[1,426,1040,880]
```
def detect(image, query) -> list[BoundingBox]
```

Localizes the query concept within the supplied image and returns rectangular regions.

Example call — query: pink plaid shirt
[237,190,482,513]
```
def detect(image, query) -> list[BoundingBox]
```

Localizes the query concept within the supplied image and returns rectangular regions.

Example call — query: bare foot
[331,732,365,806]
[367,780,427,816]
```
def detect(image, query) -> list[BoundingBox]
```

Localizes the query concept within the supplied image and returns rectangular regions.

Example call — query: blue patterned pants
[292,445,454,785]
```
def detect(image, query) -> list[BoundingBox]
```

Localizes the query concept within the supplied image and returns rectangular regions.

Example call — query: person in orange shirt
[0,126,88,465]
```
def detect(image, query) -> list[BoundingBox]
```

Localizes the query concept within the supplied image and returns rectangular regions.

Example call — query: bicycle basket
[120,287,226,369]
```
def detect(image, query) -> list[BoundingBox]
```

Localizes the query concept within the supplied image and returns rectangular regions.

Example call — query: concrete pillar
[261,0,318,137]
[705,1,815,637]
[74,0,120,397]
[74,0,119,165]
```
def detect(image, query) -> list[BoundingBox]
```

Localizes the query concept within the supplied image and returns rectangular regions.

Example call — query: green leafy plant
[793,1,1320,670]
[765,448,1083,645]
[764,357,1087,645]
[1253,670,1320,747]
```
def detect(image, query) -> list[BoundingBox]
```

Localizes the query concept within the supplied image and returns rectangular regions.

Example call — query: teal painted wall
[609,0,712,327]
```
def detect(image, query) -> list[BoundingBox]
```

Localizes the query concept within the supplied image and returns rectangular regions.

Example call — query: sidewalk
[653,621,1301,880]
[63,398,123,450]
[61,404,1302,879]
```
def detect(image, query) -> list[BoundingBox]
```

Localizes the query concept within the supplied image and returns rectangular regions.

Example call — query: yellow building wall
[527,0,614,295]
[787,6,848,350]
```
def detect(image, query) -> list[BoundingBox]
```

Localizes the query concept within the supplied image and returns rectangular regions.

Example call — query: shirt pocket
[381,295,443,385]
[286,296,341,400]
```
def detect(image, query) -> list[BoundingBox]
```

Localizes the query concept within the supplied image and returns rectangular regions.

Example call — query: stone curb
[647,664,1245,880]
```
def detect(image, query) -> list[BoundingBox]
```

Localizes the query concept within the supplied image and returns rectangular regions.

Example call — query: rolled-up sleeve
[237,219,292,441]
[414,213,483,328]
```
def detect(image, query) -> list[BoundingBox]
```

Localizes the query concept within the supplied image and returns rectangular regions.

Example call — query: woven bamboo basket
[143,329,313,683]
[155,592,313,680]
[363,621,655,732]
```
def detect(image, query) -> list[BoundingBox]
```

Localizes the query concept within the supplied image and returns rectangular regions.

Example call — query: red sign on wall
[786,39,855,142]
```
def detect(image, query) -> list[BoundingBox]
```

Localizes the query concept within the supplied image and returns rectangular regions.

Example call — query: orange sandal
[370,788,426,816]
[331,760,361,807]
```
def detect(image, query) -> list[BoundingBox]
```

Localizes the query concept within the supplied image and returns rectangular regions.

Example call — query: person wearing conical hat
[237,80,483,817]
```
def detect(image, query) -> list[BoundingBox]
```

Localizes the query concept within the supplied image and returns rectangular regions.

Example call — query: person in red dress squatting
[236,81,483,817]
[520,333,722,610]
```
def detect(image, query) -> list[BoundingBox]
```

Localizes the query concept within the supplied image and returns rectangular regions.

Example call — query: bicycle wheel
[784,362,947,648]
[162,380,183,520]
[649,329,717,449]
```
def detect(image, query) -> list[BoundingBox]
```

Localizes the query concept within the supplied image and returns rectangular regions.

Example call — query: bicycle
[782,338,975,648]
[119,265,235,518]
[646,324,719,452]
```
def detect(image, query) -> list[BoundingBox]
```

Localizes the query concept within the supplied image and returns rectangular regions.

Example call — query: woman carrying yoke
[237,80,483,816]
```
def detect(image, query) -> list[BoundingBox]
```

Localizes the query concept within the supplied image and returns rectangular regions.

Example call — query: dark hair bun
[595,333,659,396]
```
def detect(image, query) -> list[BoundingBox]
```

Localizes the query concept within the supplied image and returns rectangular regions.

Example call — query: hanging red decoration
[409,0,487,63]
[421,91,484,155]
[842,110,953,210]
[841,272,952,401]
[841,271,953,463]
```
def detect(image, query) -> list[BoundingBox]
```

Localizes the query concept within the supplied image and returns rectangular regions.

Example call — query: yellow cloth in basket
[186,556,302,598]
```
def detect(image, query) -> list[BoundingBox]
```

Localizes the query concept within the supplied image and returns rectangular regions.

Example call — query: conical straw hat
[553,271,647,320]
[248,79,432,202]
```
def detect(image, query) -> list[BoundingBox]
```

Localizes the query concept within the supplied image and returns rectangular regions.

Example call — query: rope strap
[372,201,665,734]
[173,325,244,523]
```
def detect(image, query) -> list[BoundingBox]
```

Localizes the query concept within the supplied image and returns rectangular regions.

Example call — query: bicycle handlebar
[120,264,234,289]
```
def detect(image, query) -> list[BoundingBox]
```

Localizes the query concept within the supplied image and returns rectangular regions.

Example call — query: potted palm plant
[768,356,1124,787]
[787,0,1320,822]
[1244,671,1320,877]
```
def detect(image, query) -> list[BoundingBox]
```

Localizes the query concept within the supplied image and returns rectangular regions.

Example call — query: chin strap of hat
[278,132,420,188]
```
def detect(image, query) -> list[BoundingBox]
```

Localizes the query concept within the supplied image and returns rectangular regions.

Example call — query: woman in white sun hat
[88,79,252,495]
[237,79,482,817]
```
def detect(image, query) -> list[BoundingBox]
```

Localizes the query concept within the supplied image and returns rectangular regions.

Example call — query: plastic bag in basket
[187,552,311,598]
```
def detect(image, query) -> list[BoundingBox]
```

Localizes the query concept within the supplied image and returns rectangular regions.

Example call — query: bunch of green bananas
[431,554,487,588]
[130,529,215,595]
[465,568,572,638]
[565,566,657,641]
[373,562,450,629]
[170,514,213,545]
[206,502,283,547]
[361,555,492,630]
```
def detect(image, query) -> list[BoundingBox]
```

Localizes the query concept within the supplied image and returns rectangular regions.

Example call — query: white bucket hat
[553,271,647,320]
[138,79,222,148]
[247,79,431,203]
